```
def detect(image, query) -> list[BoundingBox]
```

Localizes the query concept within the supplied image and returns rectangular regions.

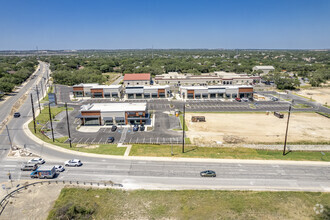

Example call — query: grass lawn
[129,144,330,161]
[47,188,330,220]
[293,103,312,109]
[179,114,188,131]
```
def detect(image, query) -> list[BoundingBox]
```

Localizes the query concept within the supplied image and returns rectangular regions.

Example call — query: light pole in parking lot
[182,103,185,153]
[65,102,72,148]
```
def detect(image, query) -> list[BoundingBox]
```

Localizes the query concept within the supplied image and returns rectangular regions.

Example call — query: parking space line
[85,137,90,143]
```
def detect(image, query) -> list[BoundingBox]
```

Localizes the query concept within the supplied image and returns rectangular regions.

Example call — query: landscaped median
[129,144,330,161]
[47,188,330,219]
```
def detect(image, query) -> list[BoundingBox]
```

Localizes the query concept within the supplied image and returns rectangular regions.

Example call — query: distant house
[252,66,275,75]
[123,73,151,87]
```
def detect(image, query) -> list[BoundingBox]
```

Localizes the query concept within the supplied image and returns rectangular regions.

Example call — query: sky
[0,0,329,50]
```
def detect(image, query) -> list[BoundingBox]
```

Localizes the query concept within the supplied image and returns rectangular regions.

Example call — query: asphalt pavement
[0,63,329,192]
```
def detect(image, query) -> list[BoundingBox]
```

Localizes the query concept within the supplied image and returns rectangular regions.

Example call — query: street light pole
[283,104,292,155]
[5,125,13,150]
[36,85,41,112]
[182,103,185,153]
[30,93,36,133]
[48,102,55,142]
[65,102,72,148]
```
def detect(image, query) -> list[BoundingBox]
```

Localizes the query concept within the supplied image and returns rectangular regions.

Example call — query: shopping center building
[78,102,148,125]
[72,83,123,98]
[179,85,253,100]
[124,85,171,99]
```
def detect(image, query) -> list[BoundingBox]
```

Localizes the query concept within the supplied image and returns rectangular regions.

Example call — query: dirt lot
[0,180,63,220]
[186,112,330,145]
[296,87,330,105]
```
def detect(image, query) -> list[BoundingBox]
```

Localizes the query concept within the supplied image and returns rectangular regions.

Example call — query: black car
[14,112,21,118]
[200,170,216,177]
[111,125,117,132]
[133,125,139,132]
[139,125,145,131]
[107,137,115,143]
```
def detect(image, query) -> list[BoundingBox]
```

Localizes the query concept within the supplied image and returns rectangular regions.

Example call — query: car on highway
[139,124,145,131]
[235,97,241,102]
[14,112,21,118]
[28,158,45,164]
[64,159,83,167]
[133,125,139,132]
[200,170,216,177]
[111,125,117,132]
[107,137,115,143]
[21,163,38,171]
[54,165,65,172]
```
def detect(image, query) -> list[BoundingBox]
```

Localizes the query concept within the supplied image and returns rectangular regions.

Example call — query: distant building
[252,66,275,74]
[123,73,151,86]
[154,71,259,86]
[72,83,123,98]
[78,102,148,126]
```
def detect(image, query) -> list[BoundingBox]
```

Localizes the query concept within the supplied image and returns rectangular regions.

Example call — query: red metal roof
[124,73,150,81]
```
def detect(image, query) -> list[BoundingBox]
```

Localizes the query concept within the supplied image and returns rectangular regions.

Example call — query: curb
[22,118,330,166]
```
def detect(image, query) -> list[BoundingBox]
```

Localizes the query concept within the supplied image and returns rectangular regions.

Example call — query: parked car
[235,97,241,102]
[271,97,279,101]
[133,125,139,132]
[200,170,216,177]
[111,125,117,132]
[28,158,45,164]
[139,124,145,131]
[64,159,83,167]
[54,165,65,172]
[21,163,38,171]
[107,137,115,143]
[14,112,21,118]
[241,98,249,102]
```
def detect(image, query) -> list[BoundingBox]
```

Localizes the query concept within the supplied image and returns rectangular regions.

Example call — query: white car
[64,159,82,167]
[28,158,45,164]
[54,165,65,172]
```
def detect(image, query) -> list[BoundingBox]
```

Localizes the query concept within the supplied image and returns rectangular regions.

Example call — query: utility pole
[40,80,44,98]
[182,103,185,153]
[48,102,55,142]
[30,93,36,133]
[65,103,72,148]
[5,125,13,150]
[283,105,292,155]
[36,85,41,112]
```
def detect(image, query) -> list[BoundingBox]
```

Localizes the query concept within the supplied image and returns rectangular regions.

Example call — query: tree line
[0,56,38,97]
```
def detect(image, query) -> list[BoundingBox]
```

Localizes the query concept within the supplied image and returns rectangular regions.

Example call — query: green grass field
[129,144,330,161]
[47,188,330,220]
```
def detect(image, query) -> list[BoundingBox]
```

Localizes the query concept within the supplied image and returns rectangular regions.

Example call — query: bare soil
[296,87,330,105]
[186,112,330,145]
[0,180,63,220]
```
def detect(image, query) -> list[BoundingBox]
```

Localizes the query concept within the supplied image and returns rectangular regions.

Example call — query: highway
[0,63,329,192]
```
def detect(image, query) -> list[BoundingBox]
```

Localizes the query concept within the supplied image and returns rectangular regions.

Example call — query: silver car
[64,159,83,167]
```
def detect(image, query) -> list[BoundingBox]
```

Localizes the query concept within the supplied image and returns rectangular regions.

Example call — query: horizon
[1,0,330,50]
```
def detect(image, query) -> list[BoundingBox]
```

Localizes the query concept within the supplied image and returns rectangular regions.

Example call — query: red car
[235,97,241,102]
